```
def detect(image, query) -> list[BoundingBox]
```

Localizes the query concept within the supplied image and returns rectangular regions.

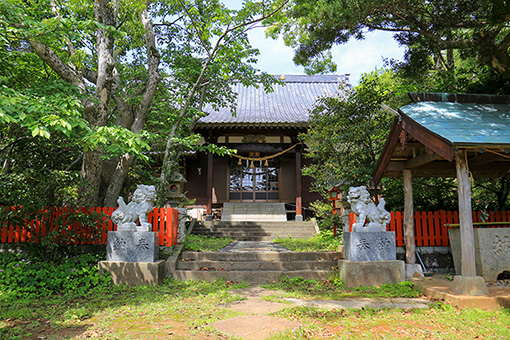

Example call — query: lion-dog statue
[346,186,391,232]
[111,184,157,231]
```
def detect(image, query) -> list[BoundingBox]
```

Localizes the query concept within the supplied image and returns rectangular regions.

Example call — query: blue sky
[220,1,406,86]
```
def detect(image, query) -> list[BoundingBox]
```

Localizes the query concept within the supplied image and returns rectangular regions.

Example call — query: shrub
[0,205,105,263]
[0,253,111,300]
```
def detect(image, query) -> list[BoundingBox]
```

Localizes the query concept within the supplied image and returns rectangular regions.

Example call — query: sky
[245,26,405,86]
[219,1,406,86]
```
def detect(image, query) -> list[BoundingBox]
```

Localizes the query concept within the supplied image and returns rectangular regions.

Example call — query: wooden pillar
[206,152,213,216]
[403,169,416,264]
[295,150,302,220]
[455,149,477,277]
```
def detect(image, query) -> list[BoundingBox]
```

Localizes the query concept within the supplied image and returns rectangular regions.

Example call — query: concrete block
[107,231,159,262]
[406,263,424,278]
[338,260,405,288]
[344,232,396,261]
[451,276,489,296]
[449,228,510,281]
[98,260,166,286]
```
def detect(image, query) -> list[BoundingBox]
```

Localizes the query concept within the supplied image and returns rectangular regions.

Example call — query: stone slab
[406,263,424,278]
[449,228,510,281]
[344,231,396,261]
[339,260,405,288]
[451,276,489,296]
[98,260,165,286]
[106,231,159,262]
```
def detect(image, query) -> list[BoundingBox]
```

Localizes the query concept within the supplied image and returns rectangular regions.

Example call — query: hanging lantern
[250,161,254,168]
[238,158,242,165]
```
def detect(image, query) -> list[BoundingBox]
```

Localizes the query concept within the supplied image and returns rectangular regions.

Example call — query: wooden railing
[348,210,510,247]
[0,207,179,247]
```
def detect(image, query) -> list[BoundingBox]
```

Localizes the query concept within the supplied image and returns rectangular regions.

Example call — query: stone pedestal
[107,231,159,262]
[449,228,510,281]
[344,231,396,261]
[406,263,424,278]
[339,260,405,288]
[451,276,489,296]
[98,260,166,286]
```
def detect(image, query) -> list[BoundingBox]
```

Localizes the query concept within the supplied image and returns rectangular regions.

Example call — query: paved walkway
[210,286,432,339]
[219,241,290,253]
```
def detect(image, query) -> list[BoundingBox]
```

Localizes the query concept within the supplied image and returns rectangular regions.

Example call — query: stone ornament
[347,185,391,232]
[111,184,157,232]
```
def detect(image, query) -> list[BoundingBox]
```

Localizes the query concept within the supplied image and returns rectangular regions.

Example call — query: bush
[0,253,111,300]
[0,206,105,263]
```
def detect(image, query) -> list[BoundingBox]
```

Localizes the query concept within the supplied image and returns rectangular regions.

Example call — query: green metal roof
[399,101,510,146]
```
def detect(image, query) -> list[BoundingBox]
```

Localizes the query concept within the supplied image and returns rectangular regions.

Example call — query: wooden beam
[373,119,402,184]
[401,113,455,161]
[296,150,302,218]
[206,152,213,216]
[405,152,442,168]
[403,170,416,264]
[455,149,477,277]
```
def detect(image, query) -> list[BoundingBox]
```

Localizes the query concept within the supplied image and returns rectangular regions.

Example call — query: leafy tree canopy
[266,1,510,79]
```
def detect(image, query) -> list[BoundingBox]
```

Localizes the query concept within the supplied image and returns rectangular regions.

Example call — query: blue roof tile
[400,101,510,145]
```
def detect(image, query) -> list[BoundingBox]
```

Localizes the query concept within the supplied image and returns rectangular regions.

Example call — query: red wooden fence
[349,210,510,247]
[1,206,179,247]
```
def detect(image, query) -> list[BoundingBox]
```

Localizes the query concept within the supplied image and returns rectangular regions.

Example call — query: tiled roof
[196,74,350,128]
[400,101,510,146]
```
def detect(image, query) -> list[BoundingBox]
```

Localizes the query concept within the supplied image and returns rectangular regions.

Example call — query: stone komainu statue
[111,185,157,229]
[346,185,391,232]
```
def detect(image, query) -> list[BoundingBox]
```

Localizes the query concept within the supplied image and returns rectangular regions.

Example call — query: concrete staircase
[192,221,317,241]
[173,250,341,283]
[221,203,287,222]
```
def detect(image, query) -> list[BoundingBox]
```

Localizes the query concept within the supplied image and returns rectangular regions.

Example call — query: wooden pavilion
[183,74,350,221]
[373,92,510,295]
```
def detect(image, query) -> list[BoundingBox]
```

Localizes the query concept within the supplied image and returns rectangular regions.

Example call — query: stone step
[178,260,338,271]
[202,221,315,228]
[181,251,342,262]
[221,203,287,222]
[172,270,336,283]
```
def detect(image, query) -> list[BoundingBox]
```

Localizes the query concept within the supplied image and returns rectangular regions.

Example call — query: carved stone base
[344,231,396,261]
[98,260,165,286]
[339,260,405,288]
[106,231,159,262]
[451,276,489,296]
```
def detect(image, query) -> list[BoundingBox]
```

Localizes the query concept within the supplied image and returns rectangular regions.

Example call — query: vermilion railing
[0,207,179,247]
[349,210,510,247]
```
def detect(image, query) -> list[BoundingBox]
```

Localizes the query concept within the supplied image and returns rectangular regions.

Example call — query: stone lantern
[166,172,187,207]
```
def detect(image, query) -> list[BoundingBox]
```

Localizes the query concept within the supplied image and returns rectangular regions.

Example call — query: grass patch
[0,276,247,340]
[273,231,340,252]
[181,234,233,251]
[263,276,421,299]
[269,304,510,339]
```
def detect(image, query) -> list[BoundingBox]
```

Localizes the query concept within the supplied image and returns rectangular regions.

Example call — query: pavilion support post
[206,152,213,221]
[403,170,423,278]
[403,170,416,264]
[451,149,489,295]
[295,150,303,221]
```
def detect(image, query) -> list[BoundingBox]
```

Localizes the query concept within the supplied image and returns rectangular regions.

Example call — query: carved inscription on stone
[356,238,370,251]
[135,238,150,250]
[378,238,392,251]
[112,237,127,251]
[493,235,510,256]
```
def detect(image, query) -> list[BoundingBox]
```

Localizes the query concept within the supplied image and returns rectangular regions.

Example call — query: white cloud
[219,1,405,85]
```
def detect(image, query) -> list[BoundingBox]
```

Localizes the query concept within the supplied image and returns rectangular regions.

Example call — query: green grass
[263,276,421,299]
[0,277,247,339]
[181,234,233,251]
[273,231,340,252]
[268,304,510,339]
